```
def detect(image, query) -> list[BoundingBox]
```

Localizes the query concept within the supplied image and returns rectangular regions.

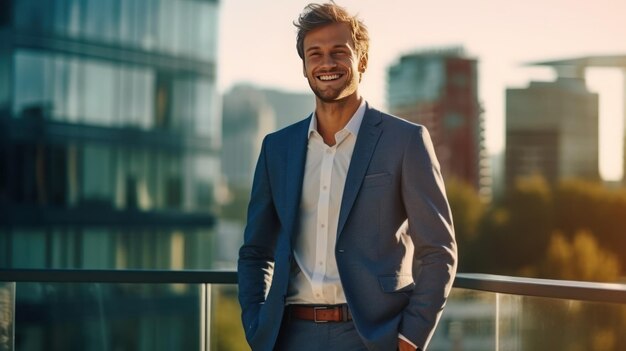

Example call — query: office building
[505,60,601,188]
[221,84,313,190]
[0,1,220,348]
[387,47,490,198]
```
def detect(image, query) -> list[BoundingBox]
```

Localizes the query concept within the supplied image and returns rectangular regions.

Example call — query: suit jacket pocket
[378,274,415,293]
[362,172,391,188]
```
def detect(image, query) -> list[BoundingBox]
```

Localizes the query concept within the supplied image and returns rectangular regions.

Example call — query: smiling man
[237,3,457,351]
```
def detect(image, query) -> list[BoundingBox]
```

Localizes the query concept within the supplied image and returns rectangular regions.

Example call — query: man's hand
[398,338,417,351]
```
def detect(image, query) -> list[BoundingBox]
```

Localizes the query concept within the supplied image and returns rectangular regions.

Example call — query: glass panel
[83,61,115,126]
[193,79,219,138]
[81,144,113,205]
[0,230,8,268]
[0,282,15,351]
[429,288,626,350]
[10,230,47,269]
[156,0,177,55]
[506,294,626,350]
[429,288,497,351]
[81,229,115,269]
[198,2,219,61]
[84,0,115,42]
[193,155,219,210]
[13,52,46,118]
[211,285,249,351]
[65,57,83,123]
[14,282,202,350]
[51,56,70,121]
[170,78,193,132]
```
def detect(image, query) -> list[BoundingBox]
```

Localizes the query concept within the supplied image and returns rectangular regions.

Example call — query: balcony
[1,270,625,351]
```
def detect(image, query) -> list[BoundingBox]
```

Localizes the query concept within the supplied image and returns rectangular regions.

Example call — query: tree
[538,230,621,282]
[444,177,485,272]
[486,175,555,274]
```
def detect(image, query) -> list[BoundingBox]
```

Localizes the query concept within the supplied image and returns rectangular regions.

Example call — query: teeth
[319,74,340,81]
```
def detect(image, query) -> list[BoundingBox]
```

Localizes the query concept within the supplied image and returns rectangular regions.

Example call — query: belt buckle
[313,306,329,323]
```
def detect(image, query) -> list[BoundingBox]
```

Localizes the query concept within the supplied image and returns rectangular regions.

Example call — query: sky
[217,0,626,180]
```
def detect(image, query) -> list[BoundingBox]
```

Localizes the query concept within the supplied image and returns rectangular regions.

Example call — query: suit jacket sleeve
[237,136,280,342]
[399,126,458,349]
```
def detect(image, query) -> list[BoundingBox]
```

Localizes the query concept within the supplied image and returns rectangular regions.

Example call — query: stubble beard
[308,72,359,104]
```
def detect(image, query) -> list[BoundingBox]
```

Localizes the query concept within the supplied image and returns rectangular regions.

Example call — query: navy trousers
[274,317,368,351]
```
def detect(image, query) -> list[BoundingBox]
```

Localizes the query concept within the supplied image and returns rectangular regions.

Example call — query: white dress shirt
[286,99,366,305]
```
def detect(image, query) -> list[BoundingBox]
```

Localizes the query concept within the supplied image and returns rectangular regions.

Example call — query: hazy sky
[217,0,626,180]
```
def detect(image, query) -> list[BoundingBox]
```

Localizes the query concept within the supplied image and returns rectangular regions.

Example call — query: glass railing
[0,270,625,351]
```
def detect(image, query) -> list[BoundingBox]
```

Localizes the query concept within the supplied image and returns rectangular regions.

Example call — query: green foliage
[444,178,485,272]
[538,230,621,282]
[467,175,625,282]
[554,179,626,269]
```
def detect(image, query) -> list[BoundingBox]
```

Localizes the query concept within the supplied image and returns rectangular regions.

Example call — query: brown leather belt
[288,304,352,323]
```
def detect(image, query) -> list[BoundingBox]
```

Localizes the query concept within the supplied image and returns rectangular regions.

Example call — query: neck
[314,94,362,146]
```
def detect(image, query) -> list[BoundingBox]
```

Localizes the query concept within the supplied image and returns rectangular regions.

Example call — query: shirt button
[321,223,325,228]
[323,186,328,190]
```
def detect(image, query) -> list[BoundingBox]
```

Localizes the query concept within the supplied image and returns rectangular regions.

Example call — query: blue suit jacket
[238,105,457,351]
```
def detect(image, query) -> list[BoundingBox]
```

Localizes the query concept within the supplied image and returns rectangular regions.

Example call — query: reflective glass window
[84,0,117,42]
[193,155,219,210]
[65,57,83,123]
[13,52,47,117]
[50,228,78,268]
[198,1,219,60]
[83,61,116,126]
[81,144,113,205]
[11,229,47,268]
[194,79,218,138]
[82,229,114,268]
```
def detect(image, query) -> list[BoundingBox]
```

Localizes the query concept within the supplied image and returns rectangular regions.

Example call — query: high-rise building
[505,60,601,189]
[387,47,489,198]
[0,1,221,349]
[221,84,314,190]
[218,84,314,267]
[0,0,221,271]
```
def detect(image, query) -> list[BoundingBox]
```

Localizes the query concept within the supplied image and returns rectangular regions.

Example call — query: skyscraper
[0,0,221,270]
[0,1,222,349]
[221,84,314,191]
[505,59,601,189]
[387,47,489,198]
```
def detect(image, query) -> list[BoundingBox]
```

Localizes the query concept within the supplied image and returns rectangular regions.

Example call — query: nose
[320,54,337,70]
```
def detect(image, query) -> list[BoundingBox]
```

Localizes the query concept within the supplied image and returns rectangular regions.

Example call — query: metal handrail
[1,269,625,304]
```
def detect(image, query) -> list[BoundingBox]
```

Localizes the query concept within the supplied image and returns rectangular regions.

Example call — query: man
[238,3,457,350]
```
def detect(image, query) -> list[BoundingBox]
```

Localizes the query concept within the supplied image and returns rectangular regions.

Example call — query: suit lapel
[337,106,382,237]
[283,115,311,242]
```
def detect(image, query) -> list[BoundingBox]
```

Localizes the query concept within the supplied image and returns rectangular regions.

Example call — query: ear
[302,61,307,78]
[358,53,368,73]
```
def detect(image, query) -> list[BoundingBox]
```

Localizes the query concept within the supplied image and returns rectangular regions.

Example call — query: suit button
[337,249,345,253]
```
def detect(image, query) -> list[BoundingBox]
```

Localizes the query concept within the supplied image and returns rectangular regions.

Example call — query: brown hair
[294,2,369,61]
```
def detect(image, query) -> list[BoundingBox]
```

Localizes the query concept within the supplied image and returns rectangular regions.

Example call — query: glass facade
[12,50,219,138]
[0,0,221,272]
[2,1,221,346]
[13,0,218,61]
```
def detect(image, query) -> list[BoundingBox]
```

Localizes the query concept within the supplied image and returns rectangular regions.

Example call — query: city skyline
[218,0,626,180]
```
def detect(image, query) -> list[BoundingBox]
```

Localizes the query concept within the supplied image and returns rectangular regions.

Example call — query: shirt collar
[308,99,367,138]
